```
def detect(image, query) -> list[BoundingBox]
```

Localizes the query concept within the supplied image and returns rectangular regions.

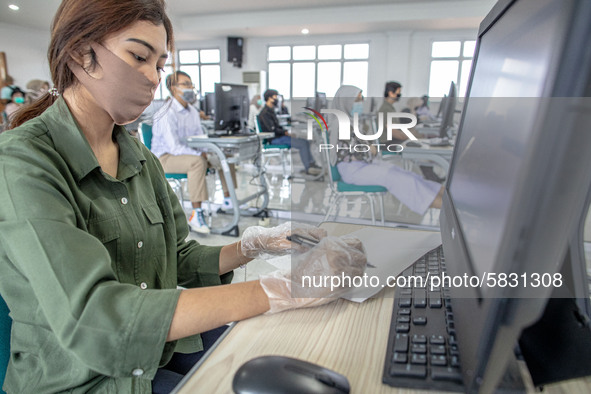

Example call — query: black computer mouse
[232,355,350,394]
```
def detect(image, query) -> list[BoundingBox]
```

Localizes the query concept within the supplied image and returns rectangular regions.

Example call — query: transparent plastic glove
[259,235,367,314]
[241,221,327,259]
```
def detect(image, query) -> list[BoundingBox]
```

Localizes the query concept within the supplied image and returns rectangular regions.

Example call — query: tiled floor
[183,153,444,283]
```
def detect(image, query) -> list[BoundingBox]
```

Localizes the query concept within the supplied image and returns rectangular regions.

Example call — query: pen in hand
[286,235,376,268]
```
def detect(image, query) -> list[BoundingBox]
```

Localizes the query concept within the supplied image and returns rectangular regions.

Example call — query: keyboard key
[400,289,412,295]
[411,354,427,365]
[431,345,447,355]
[399,298,412,308]
[431,355,448,366]
[414,290,426,308]
[431,366,463,382]
[389,364,427,378]
[412,334,427,344]
[429,296,442,309]
[398,308,411,315]
[397,316,410,324]
[392,352,408,364]
[411,344,427,354]
[451,355,461,367]
[393,334,409,352]
[412,316,427,325]
[430,335,445,345]
[395,324,410,333]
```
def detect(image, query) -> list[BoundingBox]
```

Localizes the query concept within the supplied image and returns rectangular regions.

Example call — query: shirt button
[137,241,143,248]
[132,368,144,377]
[140,282,148,290]
[121,197,128,205]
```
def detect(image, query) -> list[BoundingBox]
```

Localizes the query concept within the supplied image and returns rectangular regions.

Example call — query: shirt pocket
[141,203,174,288]
[87,216,121,276]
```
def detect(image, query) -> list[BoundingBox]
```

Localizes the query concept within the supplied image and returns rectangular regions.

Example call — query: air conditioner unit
[242,71,266,84]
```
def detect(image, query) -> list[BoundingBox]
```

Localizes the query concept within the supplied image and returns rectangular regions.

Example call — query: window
[267,43,369,99]
[154,48,221,100]
[428,40,476,98]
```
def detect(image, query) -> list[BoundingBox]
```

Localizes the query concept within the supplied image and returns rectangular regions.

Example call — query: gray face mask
[68,42,157,125]
[181,89,197,104]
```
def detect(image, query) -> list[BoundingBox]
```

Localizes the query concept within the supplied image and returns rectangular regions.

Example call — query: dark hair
[263,89,278,102]
[384,81,402,98]
[10,0,174,129]
[165,70,191,92]
[9,87,25,101]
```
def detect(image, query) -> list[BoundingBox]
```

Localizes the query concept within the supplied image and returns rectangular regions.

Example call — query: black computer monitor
[214,83,249,134]
[438,82,456,138]
[440,0,591,392]
[201,92,215,117]
[315,92,328,112]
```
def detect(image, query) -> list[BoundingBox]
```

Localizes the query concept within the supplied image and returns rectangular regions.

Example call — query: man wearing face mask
[151,71,238,234]
[377,81,426,147]
[258,89,321,176]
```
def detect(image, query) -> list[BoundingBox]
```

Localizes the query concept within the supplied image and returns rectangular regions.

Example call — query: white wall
[0,23,51,88]
[178,28,477,99]
[0,21,477,100]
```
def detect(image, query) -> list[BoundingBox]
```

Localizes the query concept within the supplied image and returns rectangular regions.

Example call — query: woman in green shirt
[0,0,366,393]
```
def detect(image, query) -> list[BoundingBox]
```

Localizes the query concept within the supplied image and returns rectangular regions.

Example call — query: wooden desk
[174,224,591,394]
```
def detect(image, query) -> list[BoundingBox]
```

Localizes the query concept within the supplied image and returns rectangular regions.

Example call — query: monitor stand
[518,233,591,387]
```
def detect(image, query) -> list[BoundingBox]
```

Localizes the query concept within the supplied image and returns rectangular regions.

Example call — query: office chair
[139,123,189,207]
[0,294,11,394]
[255,115,292,179]
[322,129,386,225]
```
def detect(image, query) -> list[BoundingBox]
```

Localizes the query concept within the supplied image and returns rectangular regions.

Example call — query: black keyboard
[382,245,464,392]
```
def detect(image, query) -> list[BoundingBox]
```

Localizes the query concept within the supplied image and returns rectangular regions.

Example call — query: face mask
[351,101,364,116]
[14,96,25,104]
[256,99,263,106]
[181,89,197,104]
[395,93,402,101]
[272,98,278,106]
[68,42,157,125]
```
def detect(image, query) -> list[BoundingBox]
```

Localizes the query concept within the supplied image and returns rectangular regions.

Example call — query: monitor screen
[448,0,565,281]
[438,82,457,138]
[440,0,591,391]
[214,83,249,134]
[203,92,215,117]
[315,92,327,112]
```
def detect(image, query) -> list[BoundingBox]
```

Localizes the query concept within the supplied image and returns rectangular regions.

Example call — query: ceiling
[0,0,496,41]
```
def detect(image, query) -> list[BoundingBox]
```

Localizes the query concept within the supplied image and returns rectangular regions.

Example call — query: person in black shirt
[258,89,321,175]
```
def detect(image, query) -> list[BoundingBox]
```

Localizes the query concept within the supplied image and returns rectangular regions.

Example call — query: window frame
[267,43,370,99]
[155,47,222,100]
[428,39,475,98]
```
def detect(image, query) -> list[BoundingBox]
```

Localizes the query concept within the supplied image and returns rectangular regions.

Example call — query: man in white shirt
[152,71,236,234]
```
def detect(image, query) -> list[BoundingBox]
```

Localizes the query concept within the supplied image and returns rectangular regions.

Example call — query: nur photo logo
[303,107,418,153]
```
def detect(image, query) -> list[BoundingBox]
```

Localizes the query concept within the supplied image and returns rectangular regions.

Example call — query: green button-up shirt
[0,98,232,393]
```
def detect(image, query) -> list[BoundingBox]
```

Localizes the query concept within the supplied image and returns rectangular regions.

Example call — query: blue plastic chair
[139,123,189,206]
[1,294,11,394]
[255,115,292,178]
[322,130,386,225]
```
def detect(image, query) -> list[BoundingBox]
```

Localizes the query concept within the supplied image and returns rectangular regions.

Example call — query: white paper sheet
[341,228,442,302]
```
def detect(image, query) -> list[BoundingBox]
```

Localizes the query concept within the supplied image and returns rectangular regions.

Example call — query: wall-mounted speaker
[227,37,243,68]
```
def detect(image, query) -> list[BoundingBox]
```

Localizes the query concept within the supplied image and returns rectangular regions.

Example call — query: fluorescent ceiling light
[8,4,20,11]
[301,28,310,35]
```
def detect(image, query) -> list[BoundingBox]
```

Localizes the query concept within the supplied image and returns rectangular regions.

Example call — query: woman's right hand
[259,235,367,314]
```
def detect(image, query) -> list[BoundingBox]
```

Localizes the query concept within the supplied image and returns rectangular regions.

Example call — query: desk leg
[203,142,270,236]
